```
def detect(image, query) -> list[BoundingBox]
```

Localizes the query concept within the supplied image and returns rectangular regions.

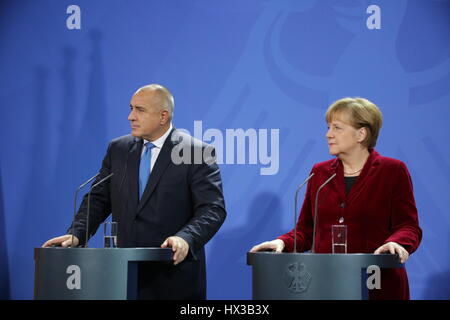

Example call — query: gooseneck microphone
[311,173,336,253]
[84,173,114,248]
[71,173,100,247]
[293,173,315,253]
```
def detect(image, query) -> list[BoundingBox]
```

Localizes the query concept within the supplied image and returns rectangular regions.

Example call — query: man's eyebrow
[130,104,145,109]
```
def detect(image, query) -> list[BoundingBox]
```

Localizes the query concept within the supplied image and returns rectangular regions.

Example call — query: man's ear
[160,110,170,125]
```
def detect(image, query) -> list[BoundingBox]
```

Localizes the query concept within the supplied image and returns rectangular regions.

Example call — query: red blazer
[278,150,422,299]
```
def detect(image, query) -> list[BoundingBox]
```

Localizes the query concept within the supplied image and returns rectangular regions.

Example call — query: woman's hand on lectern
[249,239,285,253]
[374,241,409,263]
[42,234,79,248]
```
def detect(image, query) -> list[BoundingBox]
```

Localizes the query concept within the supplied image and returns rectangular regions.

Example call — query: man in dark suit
[43,84,227,299]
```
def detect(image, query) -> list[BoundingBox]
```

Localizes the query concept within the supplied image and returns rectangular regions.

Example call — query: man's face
[128,90,166,141]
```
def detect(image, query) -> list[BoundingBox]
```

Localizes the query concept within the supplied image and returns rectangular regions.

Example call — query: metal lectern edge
[247,252,404,268]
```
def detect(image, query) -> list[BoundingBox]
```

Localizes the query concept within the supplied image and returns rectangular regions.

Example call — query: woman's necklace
[344,168,362,175]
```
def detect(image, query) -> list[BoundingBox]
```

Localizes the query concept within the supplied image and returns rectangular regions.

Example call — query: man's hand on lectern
[161,236,189,266]
[42,234,79,248]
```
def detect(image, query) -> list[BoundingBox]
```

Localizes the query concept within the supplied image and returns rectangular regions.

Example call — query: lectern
[247,252,403,300]
[34,247,172,300]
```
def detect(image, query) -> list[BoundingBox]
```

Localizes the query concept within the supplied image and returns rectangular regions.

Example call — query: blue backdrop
[1,0,449,300]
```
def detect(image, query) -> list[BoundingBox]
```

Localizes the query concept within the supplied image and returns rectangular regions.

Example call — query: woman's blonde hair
[326,97,383,149]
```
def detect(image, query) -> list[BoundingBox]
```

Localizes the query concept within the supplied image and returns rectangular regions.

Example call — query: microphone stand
[311,173,336,253]
[85,173,114,248]
[293,173,315,253]
[71,173,100,247]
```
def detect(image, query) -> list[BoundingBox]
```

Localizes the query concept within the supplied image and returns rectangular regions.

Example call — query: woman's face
[326,115,365,156]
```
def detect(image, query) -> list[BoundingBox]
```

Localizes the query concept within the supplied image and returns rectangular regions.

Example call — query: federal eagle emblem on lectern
[284,262,312,293]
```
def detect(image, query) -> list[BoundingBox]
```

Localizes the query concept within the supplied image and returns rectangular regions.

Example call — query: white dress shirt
[142,123,173,171]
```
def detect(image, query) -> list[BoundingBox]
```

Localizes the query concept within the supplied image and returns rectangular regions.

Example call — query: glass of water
[332,224,347,254]
[104,221,118,248]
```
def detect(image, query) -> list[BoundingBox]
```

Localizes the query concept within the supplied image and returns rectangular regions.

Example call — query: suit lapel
[325,150,380,204]
[137,128,177,213]
[346,150,379,202]
[127,139,142,210]
[328,158,346,202]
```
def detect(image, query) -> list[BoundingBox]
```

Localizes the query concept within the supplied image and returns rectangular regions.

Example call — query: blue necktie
[139,142,155,199]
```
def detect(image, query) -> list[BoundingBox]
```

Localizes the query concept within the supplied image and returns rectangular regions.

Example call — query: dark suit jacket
[70,128,227,299]
[278,149,422,299]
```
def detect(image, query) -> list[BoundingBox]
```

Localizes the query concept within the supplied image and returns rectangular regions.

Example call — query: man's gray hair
[136,84,174,118]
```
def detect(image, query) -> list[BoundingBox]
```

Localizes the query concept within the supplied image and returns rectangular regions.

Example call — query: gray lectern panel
[34,247,172,300]
[247,252,403,300]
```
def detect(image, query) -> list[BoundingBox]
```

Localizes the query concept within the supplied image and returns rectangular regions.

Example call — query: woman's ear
[358,127,367,143]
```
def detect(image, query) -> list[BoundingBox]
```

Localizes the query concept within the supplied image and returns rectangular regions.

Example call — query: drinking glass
[332,224,347,254]
[104,221,118,248]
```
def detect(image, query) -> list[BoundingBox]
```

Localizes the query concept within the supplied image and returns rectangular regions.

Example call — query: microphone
[293,173,315,253]
[71,173,100,247]
[84,173,114,248]
[311,173,336,253]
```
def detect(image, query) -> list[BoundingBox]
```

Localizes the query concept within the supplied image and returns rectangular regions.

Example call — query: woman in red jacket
[250,97,422,299]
